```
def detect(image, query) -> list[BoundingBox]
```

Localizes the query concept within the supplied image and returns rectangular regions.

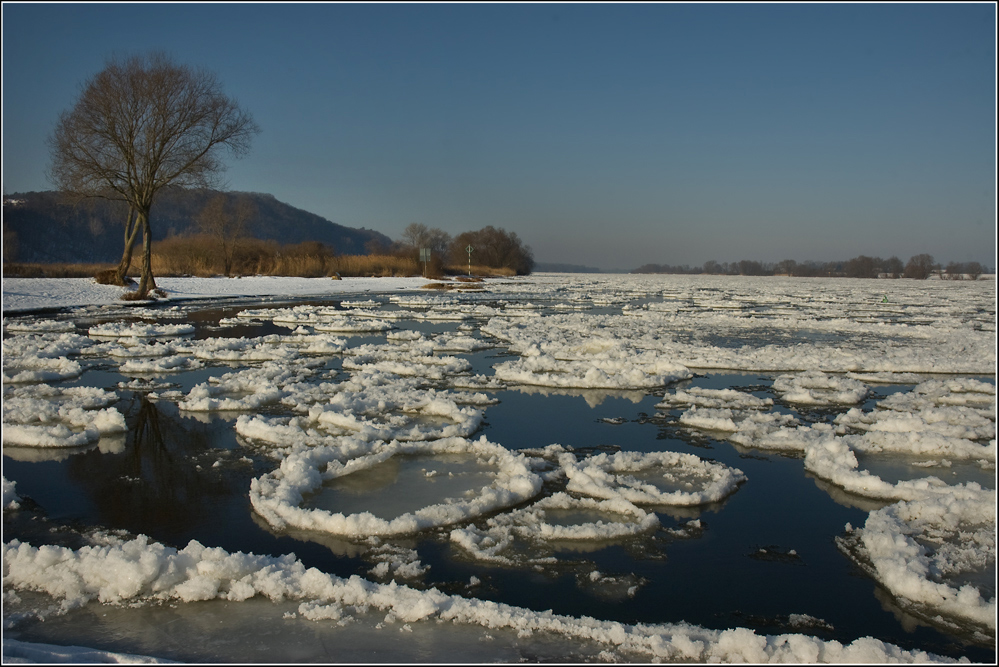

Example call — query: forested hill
[2,189,393,264]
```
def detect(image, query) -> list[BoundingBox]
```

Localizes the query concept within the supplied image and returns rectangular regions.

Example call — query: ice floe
[2,384,126,447]
[249,436,542,537]
[838,491,996,637]
[773,370,869,405]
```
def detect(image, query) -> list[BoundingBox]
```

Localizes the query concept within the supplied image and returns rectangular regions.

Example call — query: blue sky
[2,2,995,270]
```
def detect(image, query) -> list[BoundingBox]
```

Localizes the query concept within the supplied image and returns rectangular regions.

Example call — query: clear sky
[2,2,996,271]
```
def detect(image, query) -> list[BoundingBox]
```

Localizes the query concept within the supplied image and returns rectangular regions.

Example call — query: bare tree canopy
[48,52,259,297]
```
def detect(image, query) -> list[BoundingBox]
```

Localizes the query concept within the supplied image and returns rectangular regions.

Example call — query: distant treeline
[633,255,991,280]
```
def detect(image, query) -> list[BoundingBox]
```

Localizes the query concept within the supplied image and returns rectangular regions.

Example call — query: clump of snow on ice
[2,384,126,448]
[3,478,21,510]
[773,370,869,405]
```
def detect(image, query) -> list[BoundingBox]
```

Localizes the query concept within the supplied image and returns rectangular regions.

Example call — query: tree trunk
[116,207,140,284]
[134,208,158,299]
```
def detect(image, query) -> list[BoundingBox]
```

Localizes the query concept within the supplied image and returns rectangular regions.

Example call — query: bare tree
[400,223,430,250]
[903,254,936,280]
[885,256,904,279]
[49,53,259,299]
[88,202,140,286]
[197,192,256,277]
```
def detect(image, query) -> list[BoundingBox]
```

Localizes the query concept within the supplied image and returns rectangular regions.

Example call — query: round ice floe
[181,337,300,363]
[249,436,542,537]
[2,384,126,447]
[179,362,318,412]
[430,333,495,353]
[307,386,483,442]
[560,450,746,506]
[2,423,101,447]
[450,374,506,391]
[341,344,472,380]
[773,371,869,405]
[2,357,84,384]
[3,332,94,359]
[88,322,195,339]
[2,333,91,383]
[802,437,984,502]
[841,490,996,633]
[107,340,175,358]
[657,387,773,411]
[313,316,393,333]
[119,355,204,374]
[234,375,485,453]
[4,319,76,333]
[878,378,996,413]
[349,308,416,321]
[494,351,690,390]
[285,333,348,355]
[450,491,659,566]
[386,330,425,342]
[841,426,995,463]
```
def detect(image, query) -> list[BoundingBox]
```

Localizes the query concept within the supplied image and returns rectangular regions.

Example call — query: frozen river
[2,273,995,663]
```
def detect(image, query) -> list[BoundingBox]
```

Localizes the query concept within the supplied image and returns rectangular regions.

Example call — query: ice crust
[2,532,964,663]
[2,273,995,662]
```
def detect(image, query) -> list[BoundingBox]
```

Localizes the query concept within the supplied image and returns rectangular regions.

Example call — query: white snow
[1,532,967,663]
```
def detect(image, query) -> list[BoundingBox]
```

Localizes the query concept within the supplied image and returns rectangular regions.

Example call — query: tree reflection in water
[64,394,260,548]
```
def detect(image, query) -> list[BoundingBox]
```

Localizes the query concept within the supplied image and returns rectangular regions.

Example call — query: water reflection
[249,512,369,559]
[507,384,648,408]
[808,474,895,513]
[3,444,99,463]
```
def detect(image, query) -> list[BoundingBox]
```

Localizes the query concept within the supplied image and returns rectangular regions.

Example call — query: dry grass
[331,254,421,277]
[449,265,516,278]
[2,262,127,278]
[4,245,523,281]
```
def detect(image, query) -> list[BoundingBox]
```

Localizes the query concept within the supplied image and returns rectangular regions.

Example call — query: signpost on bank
[466,245,474,277]
[420,248,430,278]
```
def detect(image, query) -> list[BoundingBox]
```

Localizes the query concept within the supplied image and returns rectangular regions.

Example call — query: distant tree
[774,259,795,276]
[400,223,429,250]
[965,261,985,280]
[48,52,259,299]
[737,260,767,276]
[399,222,450,275]
[450,226,534,275]
[703,260,722,274]
[944,261,986,280]
[885,256,904,278]
[904,254,936,280]
[845,255,879,279]
[197,192,256,277]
